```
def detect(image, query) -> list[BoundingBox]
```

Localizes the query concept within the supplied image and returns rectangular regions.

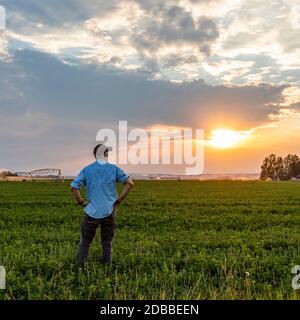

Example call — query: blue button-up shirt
[71,161,129,219]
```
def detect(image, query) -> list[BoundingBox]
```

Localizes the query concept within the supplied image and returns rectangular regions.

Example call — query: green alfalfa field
[0,180,299,300]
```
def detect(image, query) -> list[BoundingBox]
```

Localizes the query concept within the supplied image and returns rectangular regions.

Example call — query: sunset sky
[0,0,300,175]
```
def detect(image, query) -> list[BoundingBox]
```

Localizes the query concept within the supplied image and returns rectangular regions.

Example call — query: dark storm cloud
[130,5,219,55]
[163,54,199,68]
[0,50,288,130]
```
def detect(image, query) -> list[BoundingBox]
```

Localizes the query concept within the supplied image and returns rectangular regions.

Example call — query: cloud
[2,0,221,78]
[0,50,289,131]
[2,0,118,30]
[130,5,219,55]
[0,49,290,173]
[1,0,299,86]
[0,30,8,59]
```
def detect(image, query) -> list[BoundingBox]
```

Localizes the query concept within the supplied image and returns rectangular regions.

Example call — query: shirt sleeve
[116,166,129,183]
[70,169,86,190]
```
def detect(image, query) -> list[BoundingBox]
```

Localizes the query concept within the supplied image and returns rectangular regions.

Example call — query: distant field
[0,180,300,300]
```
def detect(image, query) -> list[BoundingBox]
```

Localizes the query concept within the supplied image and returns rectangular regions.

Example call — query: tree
[276,156,287,181]
[284,154,300,179]
[260,154,279,181]
[260,154,300,181]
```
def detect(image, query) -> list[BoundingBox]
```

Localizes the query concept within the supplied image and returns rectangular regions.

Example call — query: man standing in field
[70,144,134,266]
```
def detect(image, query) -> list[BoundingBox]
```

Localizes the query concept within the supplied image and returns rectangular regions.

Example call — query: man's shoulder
[81,162,98,172]
[83,162,118,170]
[82,162,122,173]
[106,163,126,172]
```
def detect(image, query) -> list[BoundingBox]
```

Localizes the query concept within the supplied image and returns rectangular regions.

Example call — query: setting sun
[208,129,252,149]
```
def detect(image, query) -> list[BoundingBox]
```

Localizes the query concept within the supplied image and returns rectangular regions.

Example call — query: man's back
[71,161,129,219]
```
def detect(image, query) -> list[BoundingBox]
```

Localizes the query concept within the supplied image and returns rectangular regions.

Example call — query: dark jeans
[76,207,116,265]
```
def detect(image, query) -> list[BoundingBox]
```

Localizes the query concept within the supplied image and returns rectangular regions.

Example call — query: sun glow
[209,129,252,149]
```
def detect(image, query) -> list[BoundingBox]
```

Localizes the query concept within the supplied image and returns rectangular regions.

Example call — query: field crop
[0,180,300,300]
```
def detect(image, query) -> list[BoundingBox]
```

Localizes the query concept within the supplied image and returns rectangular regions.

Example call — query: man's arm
[115,177,134,206]
[71,187,86,207]
[70,169,86,207]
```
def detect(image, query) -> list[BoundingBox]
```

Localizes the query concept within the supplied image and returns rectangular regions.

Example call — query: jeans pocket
[105,208,116,224]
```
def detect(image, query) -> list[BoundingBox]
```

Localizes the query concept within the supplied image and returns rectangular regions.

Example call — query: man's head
[93,144,112,160]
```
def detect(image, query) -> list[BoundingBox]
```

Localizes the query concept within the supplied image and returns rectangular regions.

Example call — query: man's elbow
[126,179,134,188]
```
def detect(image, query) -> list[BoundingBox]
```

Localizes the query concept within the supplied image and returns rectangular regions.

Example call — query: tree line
[260,154,300,181]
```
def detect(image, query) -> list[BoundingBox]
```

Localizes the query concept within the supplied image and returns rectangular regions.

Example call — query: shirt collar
[96,159,108,165]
